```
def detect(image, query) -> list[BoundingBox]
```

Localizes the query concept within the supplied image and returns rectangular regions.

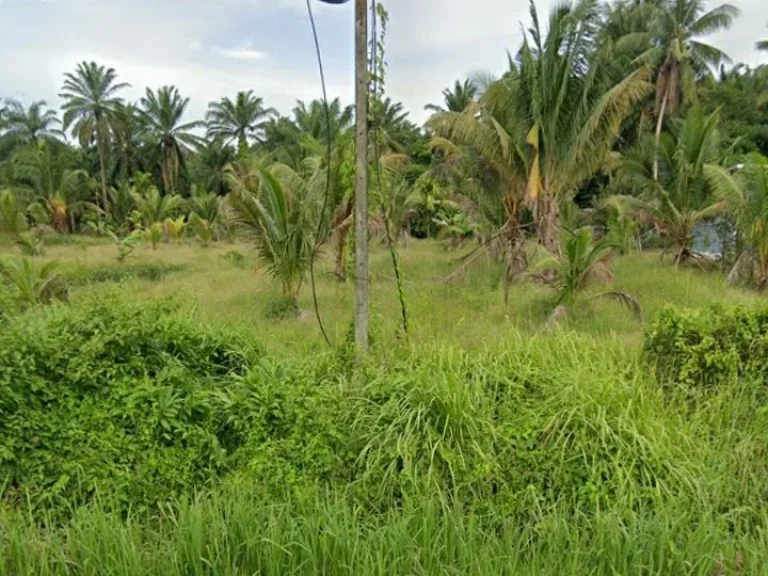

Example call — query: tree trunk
[537,194,561,256]
[238,135,249,158]
[333,219,352,281]
[97,133,109,214]
[653,89,668,182]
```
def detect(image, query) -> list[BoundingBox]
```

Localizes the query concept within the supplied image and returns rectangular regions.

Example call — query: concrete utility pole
[353,0,369,353]
[316,0,368,353]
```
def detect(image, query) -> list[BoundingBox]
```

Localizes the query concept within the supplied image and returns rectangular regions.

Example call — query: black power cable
[305,0,334,347]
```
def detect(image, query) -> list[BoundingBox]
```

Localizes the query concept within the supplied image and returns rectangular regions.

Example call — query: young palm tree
[640,0,738,178]
[534,227,640,316]
[226,158,321,305]
[424,79,478,114]
[206,91,276,156]
[615,108,729,264]
[59,62,128,212]
[0,256,63,305]
[1,100,63,145]
[130,183,182,226]
[706,155,768,287]
[10,141,89,232]
[140,86,203,194]
[188,186,226,244]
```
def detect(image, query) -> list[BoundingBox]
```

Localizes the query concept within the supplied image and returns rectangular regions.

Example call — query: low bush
[0,295,258,514]
[644,304,768,387]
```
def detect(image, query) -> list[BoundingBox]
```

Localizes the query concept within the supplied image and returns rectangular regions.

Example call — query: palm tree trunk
[653,89,669,182]
[97,134,109,213]
[237,135,249,158]
[538,193,561,256]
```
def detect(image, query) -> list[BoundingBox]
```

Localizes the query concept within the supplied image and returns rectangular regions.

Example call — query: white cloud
[214,45,269,62]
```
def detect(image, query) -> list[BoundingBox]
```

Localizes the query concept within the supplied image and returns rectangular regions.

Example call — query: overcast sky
[1,0,766,127]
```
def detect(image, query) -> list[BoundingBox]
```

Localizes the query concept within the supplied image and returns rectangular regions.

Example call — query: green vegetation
[1,0,768,572]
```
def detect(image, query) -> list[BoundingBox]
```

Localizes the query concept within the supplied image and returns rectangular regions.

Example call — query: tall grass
[2,487,766,575]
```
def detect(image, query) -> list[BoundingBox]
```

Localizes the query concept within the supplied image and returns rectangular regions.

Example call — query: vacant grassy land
[9,236,758,352]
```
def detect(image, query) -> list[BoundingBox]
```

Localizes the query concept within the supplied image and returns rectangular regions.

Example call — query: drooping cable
[369,1,409,336]
[305,0,333,347]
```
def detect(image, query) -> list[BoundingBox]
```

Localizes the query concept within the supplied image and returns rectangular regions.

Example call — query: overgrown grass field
[1,238,767,575]
[16,236,758,350]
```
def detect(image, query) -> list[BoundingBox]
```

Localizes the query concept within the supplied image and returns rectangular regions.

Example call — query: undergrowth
[2,293,768,573]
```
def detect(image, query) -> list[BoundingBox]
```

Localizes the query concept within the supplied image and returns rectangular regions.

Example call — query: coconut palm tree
[226,158,322,305]
[0,100,63,145]
[432,0,651,255]
[206,91,276,156]
[109,102,146,182]
[10,141,90,232]
[640,0,738,179]
[188,138,236,195]
[59,62,128,212]
[614,108,729,264]
[532,226,641,317]
[425,79,478,114]
[140,86,203,194]
[706,154,768,287]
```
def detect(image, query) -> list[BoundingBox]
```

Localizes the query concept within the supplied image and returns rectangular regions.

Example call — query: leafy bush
[645,304,768,387]
[0,295,258,514]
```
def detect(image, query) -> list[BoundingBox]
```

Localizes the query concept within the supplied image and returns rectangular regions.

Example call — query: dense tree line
[1,0,768,304]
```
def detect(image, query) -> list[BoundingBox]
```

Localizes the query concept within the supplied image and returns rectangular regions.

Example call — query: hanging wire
[305,0,334,347]
[369,1,409,336]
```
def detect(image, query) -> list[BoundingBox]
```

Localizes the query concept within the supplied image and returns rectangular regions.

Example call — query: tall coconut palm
[140,86,203,194]
[433,0,652,255]
[425,79,478,114]
[206,91,276,156]
[640,0,738,179]
[59,62,128,212]
[1,100,63,145]
[109,102,146,182]
[614,108,729,264]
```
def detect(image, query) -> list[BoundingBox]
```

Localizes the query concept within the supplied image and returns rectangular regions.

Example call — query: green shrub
[644,305,768,387]
[263,294,300,319]
[0,294,258,515]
